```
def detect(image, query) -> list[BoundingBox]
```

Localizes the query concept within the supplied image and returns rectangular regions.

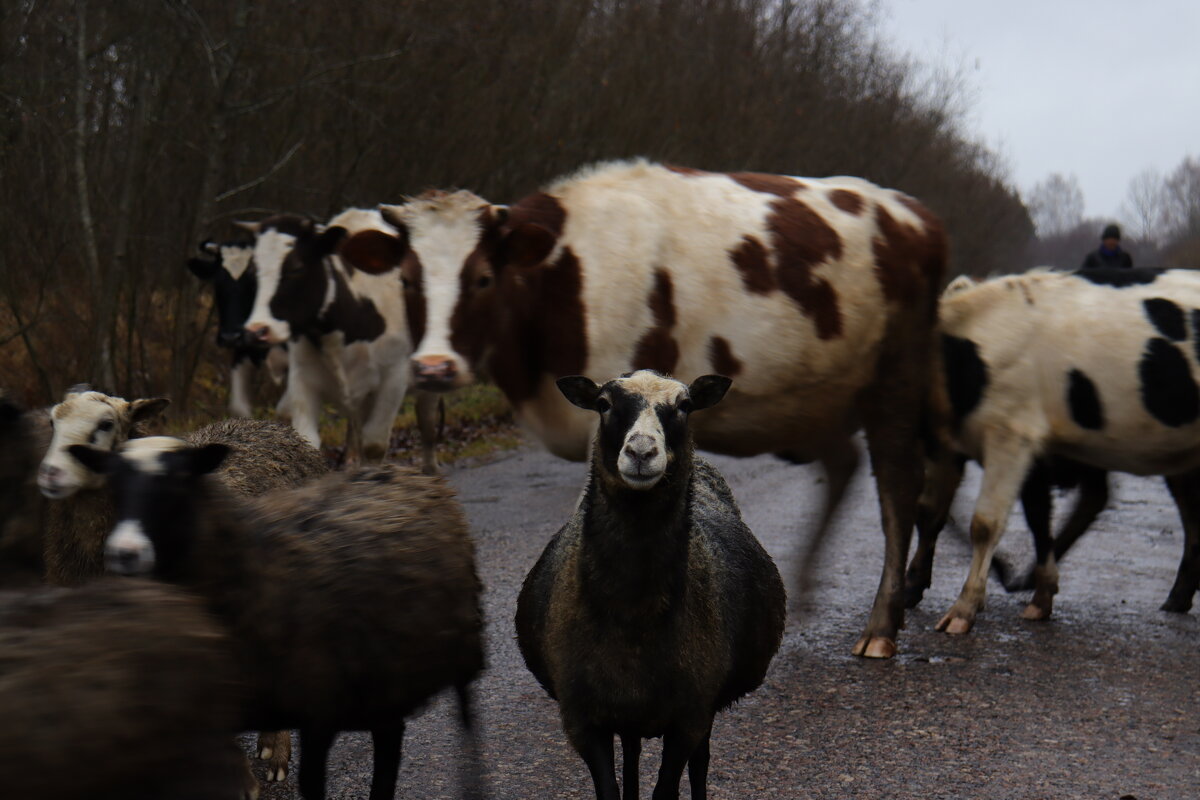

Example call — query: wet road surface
[250,442,1200,799]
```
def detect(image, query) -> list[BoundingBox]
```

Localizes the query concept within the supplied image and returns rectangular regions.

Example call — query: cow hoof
[936,612,973,635]
[267,764,288,783]
[257,746,272,760]
[1020,602,1051,621]
[851,636,897,659]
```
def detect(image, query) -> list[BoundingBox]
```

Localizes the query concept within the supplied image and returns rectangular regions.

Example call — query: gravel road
[250,441,1200,799]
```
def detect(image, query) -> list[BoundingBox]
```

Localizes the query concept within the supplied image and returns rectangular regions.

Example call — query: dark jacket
[1081,246,1133,269]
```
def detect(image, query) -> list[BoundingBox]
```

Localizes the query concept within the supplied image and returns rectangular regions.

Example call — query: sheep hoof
[851,636,896,659]
[258,746,272,760]
[1020,602,1051,621]
[269,766,288,782]
[936,612,973,635]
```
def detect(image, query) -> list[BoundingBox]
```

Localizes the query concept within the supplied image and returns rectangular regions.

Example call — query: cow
[915,268,1200,636]
[241,209,441,472]
[187,239,289,419]
[337,159,947,658]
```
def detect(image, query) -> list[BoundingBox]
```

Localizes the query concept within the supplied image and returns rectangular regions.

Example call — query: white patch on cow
[229,359,254,418]
[388,194,492,386]
[246,229,296,344]
[119,436,188,474]
[104,520,156,575]
[220,243,253,280]
[39,392,127,497]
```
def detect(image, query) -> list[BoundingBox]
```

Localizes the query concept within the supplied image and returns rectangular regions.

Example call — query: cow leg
[937,433,1034,634]
[361,377,405,463]
[297,726,337,800]
[229,356,255,418]
[621,732,642,800]
[415,390,443,475]
[568,725,619,800]
[793,437,859,607]
[285,340,324,449]
[1018,463,1058,620]
[257,730,291,783]
[1163,470,1200,613]
[905,452,966,608]
[368,723,405,800]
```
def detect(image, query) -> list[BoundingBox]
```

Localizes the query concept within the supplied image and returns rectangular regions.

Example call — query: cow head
[187,240,258,348]
[38,388,170,498]
[243,215,347,345]
[338,190,561,392]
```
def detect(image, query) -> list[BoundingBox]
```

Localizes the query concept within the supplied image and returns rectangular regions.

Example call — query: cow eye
[401,277,411,290]
[677,399,693,414]
[476,275,492,289]
[595,397,611,414]
[96,419,114,433]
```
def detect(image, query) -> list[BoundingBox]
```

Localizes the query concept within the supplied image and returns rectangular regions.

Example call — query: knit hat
[1102,224,1121,241]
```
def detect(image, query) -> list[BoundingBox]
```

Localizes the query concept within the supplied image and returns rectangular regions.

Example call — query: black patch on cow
[941,334,987,427]
[1143,298,1187,341]
[324,269,386,344]
[1073,268,1160,288]
[1066,369,1105,430]
[1139,338,1200,427]
[1193,310,1200,364]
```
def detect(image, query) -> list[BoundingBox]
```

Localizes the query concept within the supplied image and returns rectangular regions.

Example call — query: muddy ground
[249,441,1200,799]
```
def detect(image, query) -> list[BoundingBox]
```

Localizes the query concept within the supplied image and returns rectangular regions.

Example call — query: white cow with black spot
[919,267,1200,635]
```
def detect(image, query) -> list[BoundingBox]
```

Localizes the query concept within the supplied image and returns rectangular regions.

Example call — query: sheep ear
[0,397,23,426]
[130,397,170,424]
[187,257,219,281]
[64,383,91,399]
[687,375,732,411]
[68,444,117,475]
[190,443,230,475]
[557,376,602,410]
[233,220,261,235]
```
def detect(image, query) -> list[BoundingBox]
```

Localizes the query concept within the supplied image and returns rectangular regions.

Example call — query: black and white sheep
[73,437,485,800]
[0,578,245,800]
[515,370,786,800]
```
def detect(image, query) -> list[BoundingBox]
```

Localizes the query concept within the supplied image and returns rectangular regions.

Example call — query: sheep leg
[415,390,442,475]
[620,732,641,800]
[905,452,965,608]
[685,726,712,800]
[229,357,254,418]
[937,432,1033,635]
[1163,469,1200,612]
[1018,463,1058,620]
[570,725,619,800]
[257,730,291,782]
[297,726,337,800]
[368,723,405,800]
[651,727,704,800]
[456,683,485,800]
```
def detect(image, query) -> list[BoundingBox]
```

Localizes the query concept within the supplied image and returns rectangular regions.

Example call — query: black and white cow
[338,159,948,657]
[918,268,1200,635]
[242,209,440,470]
[187,240,288,419]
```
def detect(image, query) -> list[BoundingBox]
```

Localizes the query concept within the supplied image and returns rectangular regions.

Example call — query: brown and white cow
[339,160,947,657]
[242,208,441,470]
[919,268,1200,635]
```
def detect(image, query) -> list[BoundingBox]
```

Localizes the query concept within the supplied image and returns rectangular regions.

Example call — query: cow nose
[412,357,457,386]
[245,325,271,344]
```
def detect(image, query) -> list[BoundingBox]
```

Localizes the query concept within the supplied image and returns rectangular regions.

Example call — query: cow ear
[67,444,117,475]
[187,257,218,281]
[379,204,407,232]
[314,225,348,257]
[687,375,732,411]
[503,222,558,270]
[339,229,408,275]
[233,220,261,235]
[557,376,602,410]
[130,397,170,425]
[199,239,220,255]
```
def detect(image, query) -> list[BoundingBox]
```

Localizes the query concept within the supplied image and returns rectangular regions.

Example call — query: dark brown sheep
[0,578,245,800]
[0,394,49,586]
[76,437,485,800]
[516,371,786,800]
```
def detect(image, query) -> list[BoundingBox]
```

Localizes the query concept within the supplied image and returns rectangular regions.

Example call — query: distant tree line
[0,0,1033,413]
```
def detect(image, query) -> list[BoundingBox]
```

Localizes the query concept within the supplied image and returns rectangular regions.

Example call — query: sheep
[34,388,328,783]
[0,393,50,586]
[73,437,486,800]
[515,370,786,800]
[0,577,246,800]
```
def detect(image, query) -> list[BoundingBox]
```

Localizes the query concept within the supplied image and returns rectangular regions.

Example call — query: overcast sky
[878,0,1200,221]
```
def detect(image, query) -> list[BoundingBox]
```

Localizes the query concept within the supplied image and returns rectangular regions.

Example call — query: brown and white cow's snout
[243,320,289,346]
[411,354,470,391]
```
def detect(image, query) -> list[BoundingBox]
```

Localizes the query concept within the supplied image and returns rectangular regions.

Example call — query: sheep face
[68,437,228,578]
[558,370,731,490]
[38,390,169,499]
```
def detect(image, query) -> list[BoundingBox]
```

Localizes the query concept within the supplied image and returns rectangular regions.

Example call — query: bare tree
[1026,173,1085,237]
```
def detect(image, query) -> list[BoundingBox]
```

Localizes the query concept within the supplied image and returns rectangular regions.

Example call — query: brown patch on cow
[729,235,775,294]
[830,189,865,215]
[873,203,946,316]
[401,252,427,347]
[767,197,844,339]
[505,192,567,238]
[632,269,680,374]
[665,165,710,177]
[730,172,804,198]
[708,336,743,377]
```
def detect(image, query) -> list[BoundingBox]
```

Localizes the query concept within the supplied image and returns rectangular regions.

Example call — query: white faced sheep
[515,370,786,800]
[0,578,245,800]
[72,438,485,800]
[33,388,328,784]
